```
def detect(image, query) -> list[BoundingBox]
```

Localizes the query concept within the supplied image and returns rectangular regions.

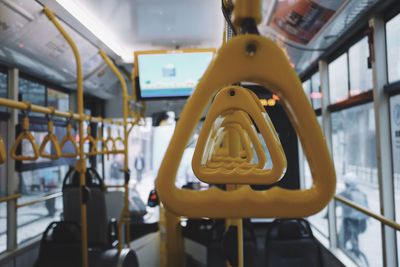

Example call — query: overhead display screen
[135,50,214,99]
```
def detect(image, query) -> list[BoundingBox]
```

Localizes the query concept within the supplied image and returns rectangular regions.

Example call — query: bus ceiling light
[55,0,132,63]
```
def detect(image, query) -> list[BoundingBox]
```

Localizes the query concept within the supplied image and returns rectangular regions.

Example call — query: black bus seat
[264,219,322,267]
[34,222,138,267]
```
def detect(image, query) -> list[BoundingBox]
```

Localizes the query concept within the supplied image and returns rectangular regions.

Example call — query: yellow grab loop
[192,86,286,185]
[105,127,116,154]
[39,115,62,159]
[95,126,107,155]
[205,110,267,169]
[156,34,336,218]
[113,129,125,154]
[11,116,40,161]
[0,137,6,164]
[205,124,254,169]
[60,120,79,158]
[84,124,98,156]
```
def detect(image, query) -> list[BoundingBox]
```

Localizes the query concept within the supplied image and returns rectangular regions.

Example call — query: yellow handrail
[43,7,89,267]
[0,194,20,203]
[335,195,400,231]
[99,50,132,249]
[17,192,63,209]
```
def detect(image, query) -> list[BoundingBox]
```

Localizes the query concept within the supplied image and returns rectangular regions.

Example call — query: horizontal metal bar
[105,185,125,189]
[0,97,134,125]
[335,195,400,231]
[16,192,62,209]
[0,194,21,203]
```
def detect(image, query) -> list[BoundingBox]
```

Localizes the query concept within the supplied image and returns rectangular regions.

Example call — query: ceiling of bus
[0,0,384,100]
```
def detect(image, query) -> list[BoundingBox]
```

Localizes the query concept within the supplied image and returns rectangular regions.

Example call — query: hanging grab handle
[156,34,336,218]
[84,122,98,156]
[105,127,116,154]
[192,86,286,185]
[60,114,79,158]
[0,137,6,164]
[39,108,62,160]
[11,110,40,161]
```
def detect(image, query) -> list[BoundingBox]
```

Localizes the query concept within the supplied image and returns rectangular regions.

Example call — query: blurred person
[337,172,369,251]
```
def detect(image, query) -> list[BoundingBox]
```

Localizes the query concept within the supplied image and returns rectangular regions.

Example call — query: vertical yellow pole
[227,127,244,267]
[99,50,131,250]
[43,7,89,267]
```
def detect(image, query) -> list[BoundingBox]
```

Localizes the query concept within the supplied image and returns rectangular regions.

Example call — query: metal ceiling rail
[335,195,400,231]
[0,97,133,126]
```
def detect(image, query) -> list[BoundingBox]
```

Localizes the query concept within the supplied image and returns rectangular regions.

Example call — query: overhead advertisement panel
[269,0,345,44]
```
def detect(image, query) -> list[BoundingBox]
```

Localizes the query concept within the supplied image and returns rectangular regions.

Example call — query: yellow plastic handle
[113,136,125,154]
[206,124,254,169]
[156,34,336,218]
[192,86,286,185]
[39,120,62,160]
[84,135,98,156]
[0,137,6,164]
[207,111,267,168]
[60,123,79,158]
[11,117,40,161]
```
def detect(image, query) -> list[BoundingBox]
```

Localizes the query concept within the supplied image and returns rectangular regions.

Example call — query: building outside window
[329,53,349,103]
[348,37,373,95]
[386,13,400,84]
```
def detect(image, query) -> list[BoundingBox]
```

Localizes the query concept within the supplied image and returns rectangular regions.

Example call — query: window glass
[389,95,400,222]
[0,72,6,112]
[386,13,400,83]
[329,54,349,103]
[0,203,6,253]
[349,37,373,95]
[47,88,69,112]
[17,198,63,244]
[335,201,383,267]
[331,103,379,214]
[18,78,46,106]
[311,72,322,109]
[302,79,311,103]
[18,78,46,117]
[0,121,7,197]
[17,166,68,244]
[303,117,327,237]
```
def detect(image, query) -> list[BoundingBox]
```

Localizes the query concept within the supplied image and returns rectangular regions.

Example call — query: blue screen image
[137,52,214,98]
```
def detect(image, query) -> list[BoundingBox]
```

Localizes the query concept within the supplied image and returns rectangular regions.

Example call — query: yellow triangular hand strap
[156,34,336,218]
[11,117,39,161]
[193,86,286,185]
[60,123,79,158]
[0,137,6,164]
[39,120,62,160]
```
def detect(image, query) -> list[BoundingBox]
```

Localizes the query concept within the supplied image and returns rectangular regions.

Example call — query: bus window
[329,53,349,103]
[349,37,373,96]
[0,120,6,254]
[47,88,69,112]
[386,13,400,84]
[311,72,322,110]
[0,72,6,112]
[17,166,67,244]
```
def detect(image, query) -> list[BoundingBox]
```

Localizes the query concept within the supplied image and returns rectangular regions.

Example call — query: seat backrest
[265,219,322,267]
[105,190,124,220]
[34,222,82,267]
[62,167,109,248]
